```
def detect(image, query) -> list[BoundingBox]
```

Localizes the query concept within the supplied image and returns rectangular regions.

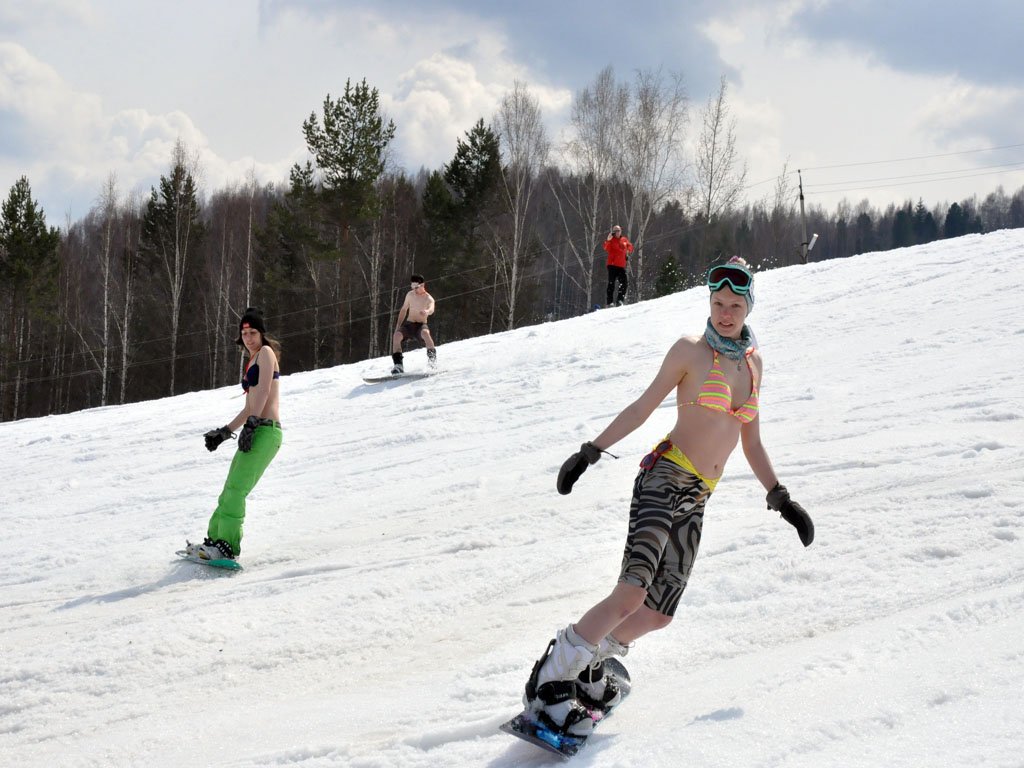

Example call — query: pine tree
[259,161,333,368]
[654,256,684,297]
[421,171,459,272]
[912,199,938,244]
[139,142,205,396]
[301,79,397,360]
[854,212,876,254]
[0,176,61,419]
[1010,193,1024,229]
[446,119,502,216]
[429,119,503,338]
[302,78,396,228]
[944,202,967,238]
[892,204,914,248]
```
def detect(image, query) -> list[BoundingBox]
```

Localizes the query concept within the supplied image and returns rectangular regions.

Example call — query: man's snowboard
[362,370,441,384]
[499,657,631,759]
[175,550,243,571]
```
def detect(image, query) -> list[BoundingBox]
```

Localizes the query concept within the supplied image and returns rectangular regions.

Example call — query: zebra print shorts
[618,457,714,617]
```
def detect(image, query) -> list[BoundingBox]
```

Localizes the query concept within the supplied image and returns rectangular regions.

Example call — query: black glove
[237,415,261,453]
[766,482,814,547]
[556,442,602,495]
[204,426,234,452]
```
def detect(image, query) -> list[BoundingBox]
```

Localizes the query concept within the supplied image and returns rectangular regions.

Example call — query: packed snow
[2,231,1023,767]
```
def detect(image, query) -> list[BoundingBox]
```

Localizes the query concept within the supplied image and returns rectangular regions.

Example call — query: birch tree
[553,66,627,311]
[617,67,690,299]
[764,161,796,266]
[493,80,549,330]
[694,76,748,260]
[115,192,141,404]
[96,176,116,404]
[69,174,119,406]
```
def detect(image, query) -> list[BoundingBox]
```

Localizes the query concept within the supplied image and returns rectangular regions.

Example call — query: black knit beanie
[235,307,267,345]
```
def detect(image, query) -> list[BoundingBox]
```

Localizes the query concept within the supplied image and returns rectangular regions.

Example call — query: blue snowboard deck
[499,657,630,758]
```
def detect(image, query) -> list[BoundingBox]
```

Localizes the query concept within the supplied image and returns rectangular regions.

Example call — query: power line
[805,159,1024,190]
[805,165,1024,196]
[799,142,1024,172]
[744,142,1024,193]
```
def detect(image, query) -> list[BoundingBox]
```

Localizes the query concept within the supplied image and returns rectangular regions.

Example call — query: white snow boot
[524,625,596,736]
[186,537,235,561]
[576,634,629,713]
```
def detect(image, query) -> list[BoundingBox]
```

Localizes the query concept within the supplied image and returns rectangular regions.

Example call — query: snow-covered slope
[2,230,1023,767]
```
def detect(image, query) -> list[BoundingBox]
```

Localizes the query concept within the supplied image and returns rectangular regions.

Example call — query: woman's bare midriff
[252,377,281,422]
[669,402,743,479]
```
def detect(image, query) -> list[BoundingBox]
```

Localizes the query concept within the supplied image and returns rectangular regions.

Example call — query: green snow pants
[207,423,283,556]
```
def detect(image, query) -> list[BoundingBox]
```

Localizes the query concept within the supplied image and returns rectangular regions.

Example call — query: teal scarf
[704,318,756,360]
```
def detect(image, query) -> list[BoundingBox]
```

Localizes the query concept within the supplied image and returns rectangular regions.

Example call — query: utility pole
[798,169,818,264]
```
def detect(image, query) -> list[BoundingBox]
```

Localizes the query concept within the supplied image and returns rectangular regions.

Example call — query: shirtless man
[391,274,437,374]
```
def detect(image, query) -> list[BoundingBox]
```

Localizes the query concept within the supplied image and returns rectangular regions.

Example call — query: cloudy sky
[3,0,1023,225]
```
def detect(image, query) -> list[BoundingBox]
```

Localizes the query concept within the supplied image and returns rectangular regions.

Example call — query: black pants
[607,265,628,305]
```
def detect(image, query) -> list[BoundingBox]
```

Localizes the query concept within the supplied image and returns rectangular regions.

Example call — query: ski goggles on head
[707,264,753,295]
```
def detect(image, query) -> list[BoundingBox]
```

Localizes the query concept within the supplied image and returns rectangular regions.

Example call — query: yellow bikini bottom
[653,438,720,491]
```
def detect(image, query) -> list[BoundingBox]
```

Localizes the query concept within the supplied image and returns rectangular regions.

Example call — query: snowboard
[499,657,631,759]
[175,550,243,571]
[362,370,441,384]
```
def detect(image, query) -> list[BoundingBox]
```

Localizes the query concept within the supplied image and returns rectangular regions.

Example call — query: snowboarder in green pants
[187,307,283,562]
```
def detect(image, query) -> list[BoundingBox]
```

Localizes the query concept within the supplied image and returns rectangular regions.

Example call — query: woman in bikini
[521,257,815,736]
[186,307,283,563]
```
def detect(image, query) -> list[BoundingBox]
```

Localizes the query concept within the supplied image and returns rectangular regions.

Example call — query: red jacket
[603,235,634,268]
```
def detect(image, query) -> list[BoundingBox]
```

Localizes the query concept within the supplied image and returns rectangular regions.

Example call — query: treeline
[2,68,1023,422]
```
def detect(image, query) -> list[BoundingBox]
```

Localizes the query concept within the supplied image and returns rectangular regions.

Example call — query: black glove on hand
[237,415,261,453]
[204,426,234,452]
[766,482,814,547]
[556,442,602,495]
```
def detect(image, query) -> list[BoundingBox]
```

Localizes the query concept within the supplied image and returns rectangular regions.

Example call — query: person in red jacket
[602,225,634,306]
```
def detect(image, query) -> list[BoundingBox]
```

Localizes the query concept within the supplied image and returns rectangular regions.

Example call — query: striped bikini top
[680,348,759,423]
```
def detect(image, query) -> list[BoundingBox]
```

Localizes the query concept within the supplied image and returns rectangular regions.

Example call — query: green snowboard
[175,550,243,571]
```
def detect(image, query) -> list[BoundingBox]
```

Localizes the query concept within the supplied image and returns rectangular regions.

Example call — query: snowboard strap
[524,638,593,734]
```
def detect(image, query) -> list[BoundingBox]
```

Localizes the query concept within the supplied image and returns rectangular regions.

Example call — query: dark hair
[261,334,283,362]
[410,273,425,284]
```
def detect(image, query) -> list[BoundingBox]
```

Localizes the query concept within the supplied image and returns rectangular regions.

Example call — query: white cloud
[11,0,1018,223]
[386,51,570,169]
[918,80,1024,147]
[0,0,94,29]
[263,5,572,171]
[389,54,506,164]
[0,42,101,139]
[699,3,1024,210]
[0,42,298,217]
[2,3,568,219]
